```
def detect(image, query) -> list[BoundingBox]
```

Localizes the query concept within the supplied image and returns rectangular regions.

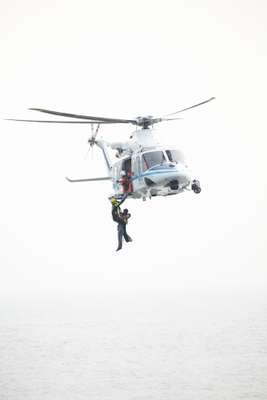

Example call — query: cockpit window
[142,151,166,171]
[166,150,185,163]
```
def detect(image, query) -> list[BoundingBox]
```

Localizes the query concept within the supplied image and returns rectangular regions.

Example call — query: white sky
[0,0,266,295]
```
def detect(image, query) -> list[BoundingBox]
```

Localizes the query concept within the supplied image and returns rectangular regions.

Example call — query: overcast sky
[0,0,266,295]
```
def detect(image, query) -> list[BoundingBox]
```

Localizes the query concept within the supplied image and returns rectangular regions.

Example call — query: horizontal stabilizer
[66,176,111,183]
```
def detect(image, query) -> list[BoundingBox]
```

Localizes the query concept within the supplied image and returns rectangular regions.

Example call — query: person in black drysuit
[111,194,132,251]
[118,208,132,250]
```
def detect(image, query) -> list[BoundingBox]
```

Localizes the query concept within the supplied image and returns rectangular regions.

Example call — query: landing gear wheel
[193,186,201,193]
[192,180,201,194]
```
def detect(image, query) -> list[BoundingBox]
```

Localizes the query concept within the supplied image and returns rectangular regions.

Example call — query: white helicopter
[7,97,215,201]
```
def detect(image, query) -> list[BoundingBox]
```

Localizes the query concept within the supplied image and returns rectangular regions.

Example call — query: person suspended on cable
[110,195,132,251]
[116,208,132,251]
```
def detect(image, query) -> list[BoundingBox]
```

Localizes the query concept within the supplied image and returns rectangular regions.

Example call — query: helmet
[111,197,119,205]
[123,208,128,214]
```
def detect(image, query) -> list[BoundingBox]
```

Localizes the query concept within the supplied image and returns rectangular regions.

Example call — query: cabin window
[142,151,166,171]
[166,150,185,163]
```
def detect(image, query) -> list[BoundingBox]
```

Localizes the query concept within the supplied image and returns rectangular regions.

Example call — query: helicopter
[6,97,215,201]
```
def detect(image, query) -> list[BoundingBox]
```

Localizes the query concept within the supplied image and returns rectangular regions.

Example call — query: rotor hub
[136,116,154,128]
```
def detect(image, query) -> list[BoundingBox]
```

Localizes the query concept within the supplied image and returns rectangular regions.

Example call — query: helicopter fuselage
[111,148,192,199]
[94,128,200,200]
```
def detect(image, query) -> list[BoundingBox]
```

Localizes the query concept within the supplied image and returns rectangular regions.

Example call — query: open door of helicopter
[118,157,134,194]
[121,157,132,176]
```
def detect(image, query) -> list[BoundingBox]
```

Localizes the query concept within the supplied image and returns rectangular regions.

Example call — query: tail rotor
[84,123,100,160]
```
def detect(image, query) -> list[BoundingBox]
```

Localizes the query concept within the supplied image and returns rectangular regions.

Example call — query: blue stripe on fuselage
[131,168,179,181]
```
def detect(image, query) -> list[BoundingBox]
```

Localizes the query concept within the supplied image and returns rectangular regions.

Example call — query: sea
[0,288,266,400]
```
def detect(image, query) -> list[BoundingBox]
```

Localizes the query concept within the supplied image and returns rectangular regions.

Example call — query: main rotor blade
[163,118,183,121]
[66,176,111,183]
[150,117,182,124]
[29,108,136,124]
[164,97,215,117]
[5,118,113,124]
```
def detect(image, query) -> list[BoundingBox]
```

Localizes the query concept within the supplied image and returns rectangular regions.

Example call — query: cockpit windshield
[142,151,166,171]
[166,149,185,163]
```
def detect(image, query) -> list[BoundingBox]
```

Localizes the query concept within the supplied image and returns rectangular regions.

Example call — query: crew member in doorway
[119,171,132,194]
[127,171,133,193]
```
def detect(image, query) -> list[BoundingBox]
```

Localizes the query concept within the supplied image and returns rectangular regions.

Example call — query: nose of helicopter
[144,162,191,190]
[176,164,191,185]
